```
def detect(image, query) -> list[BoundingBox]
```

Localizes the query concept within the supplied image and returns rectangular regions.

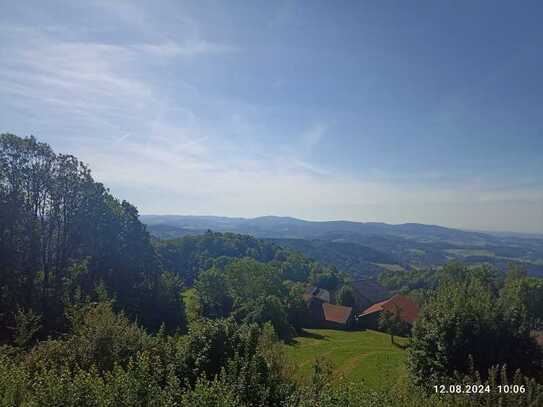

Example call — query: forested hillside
[144,215,543,277]
[266,238,396,278]
[154,232,310,285]
[153,231,343,338]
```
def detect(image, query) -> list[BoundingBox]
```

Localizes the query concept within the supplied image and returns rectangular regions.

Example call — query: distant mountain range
[141,215,543,277]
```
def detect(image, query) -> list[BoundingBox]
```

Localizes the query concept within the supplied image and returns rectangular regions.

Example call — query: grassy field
[374,263,405,272]
[284,329,408,391]
[445,248,495,257]
[407,248,426,256]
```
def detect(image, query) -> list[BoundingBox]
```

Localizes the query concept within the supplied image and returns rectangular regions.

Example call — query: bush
[13,308,42,349]
[25,302,151,373]
[408,279,542,388]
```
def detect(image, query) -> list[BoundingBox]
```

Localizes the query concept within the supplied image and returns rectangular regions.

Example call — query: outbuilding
[358,294,419,330]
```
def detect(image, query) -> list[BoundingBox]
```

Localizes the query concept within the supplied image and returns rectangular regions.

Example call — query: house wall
[358,311,414,335]
[306,298,325,328]
[357,312,381,330]
[322,315,354,330]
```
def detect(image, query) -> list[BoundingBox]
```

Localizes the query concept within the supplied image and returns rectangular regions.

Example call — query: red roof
[322,303,353,324]
[359,294,419,323]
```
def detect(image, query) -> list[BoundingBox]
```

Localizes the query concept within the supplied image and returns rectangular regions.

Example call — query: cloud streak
[138,40,239,57]
[1,2,541,233]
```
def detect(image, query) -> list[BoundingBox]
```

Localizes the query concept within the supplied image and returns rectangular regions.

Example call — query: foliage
[154,231,340,337]
[193,259,296,339]
[500,268,543,330]
[378,308,408,344]
[0,134,185,340]
[310,264,341,290]
[1,285,542,406]
[267,238,396,278]
[379,266,441,295]
[408,276,542,388]
[13,308,41,349]
[288,356,543,407]
[379,262,505,305]
[154,231,282,285]
[284,282,310,334]
[336,285,356,307]
[0,305,299,406]
[194,267,233,319]
[24,302,151,373]
[3,134,543,405]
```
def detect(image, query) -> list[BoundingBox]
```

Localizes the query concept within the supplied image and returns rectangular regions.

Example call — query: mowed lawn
[284,329,408,391]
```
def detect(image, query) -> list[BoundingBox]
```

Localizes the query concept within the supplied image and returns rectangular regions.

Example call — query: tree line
[0,134,184,340]
[1,134,344,344]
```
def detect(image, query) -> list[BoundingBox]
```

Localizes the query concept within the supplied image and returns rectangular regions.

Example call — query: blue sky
[1,1,542,232]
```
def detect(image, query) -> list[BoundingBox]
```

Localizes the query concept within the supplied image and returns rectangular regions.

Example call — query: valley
[142,215,543,277]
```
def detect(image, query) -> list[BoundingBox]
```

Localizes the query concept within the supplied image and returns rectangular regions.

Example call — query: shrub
[408,279,542,388]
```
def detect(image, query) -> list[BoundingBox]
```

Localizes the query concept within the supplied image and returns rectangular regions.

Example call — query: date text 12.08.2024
[434,384,526,394]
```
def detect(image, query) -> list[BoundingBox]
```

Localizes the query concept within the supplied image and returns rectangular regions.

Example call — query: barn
[358,294,419,330]
[304,286,354,330]
[321,302,355,329]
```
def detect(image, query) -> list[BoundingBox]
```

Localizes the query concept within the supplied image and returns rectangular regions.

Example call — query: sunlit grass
[285,328,408,391]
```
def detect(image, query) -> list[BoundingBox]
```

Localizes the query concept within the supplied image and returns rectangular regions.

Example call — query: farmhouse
[358,294,419,330]
[304,286,354,329]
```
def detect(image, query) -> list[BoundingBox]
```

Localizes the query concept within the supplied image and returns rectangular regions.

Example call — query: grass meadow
[284,329,408,391]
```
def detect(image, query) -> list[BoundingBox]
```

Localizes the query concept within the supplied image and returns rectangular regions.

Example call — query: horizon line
[139,213,543,237]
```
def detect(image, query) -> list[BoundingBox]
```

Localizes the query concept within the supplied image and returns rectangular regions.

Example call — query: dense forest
[1,134,543,406]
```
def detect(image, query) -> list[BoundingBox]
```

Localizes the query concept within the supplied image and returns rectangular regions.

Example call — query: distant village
[303,280,419,331]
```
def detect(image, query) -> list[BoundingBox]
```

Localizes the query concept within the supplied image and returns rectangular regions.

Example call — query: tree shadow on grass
[286,329,328,345]
[392,340,409,350]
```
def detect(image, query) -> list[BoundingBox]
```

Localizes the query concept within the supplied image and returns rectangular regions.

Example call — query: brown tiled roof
[322,302,353,324]
[360,294,420,323]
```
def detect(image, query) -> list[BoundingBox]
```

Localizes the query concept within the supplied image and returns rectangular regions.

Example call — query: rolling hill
[141,215,543,277]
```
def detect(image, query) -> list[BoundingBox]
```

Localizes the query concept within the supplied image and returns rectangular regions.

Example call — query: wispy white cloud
[138,40,239,57]
[2,2,541,233]
[0,36,154,132]
[82,132,543,232]
[0,16,240,140]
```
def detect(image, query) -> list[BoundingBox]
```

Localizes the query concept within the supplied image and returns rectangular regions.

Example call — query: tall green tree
[0,134,186,341]
[337,285,356,307]
[500,268,543,330]
[378,306,407,344]
[408,278,542,388]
